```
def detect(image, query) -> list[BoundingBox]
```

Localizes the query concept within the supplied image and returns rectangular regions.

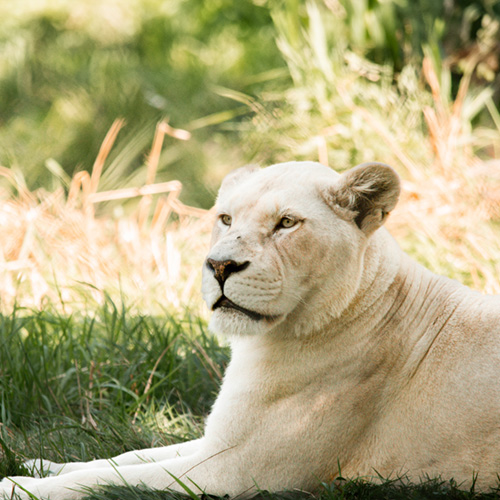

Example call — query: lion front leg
[2,461,193,500]
[25,438,205,478]
[3,447,248,500]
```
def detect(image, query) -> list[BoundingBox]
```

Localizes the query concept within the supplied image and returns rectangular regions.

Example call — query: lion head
[202,161,400,337]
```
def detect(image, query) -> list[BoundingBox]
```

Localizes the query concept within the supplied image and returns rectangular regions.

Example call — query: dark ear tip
[351,162,401,196]
[352,162,400,179]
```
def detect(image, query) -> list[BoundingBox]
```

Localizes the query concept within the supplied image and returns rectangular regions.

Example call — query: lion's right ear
[217,165,260,199]
[326,162,401,236]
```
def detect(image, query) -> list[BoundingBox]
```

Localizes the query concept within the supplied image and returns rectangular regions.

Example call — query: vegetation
[1,0,500,499]
[0,302,226,477]
[0,0,285,207]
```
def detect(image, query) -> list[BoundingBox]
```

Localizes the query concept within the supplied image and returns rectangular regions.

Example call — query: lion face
[202,161,400,337]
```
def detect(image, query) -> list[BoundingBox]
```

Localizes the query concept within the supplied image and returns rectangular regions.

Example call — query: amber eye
[279,217,296,229]
[220,214,232,226]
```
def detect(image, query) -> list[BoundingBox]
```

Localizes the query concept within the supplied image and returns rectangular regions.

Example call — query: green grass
[73,477,500,500]
[0,300,228,480]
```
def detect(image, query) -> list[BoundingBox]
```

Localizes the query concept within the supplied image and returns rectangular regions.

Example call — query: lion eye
[279,217,296,229]
[220,214,232,226]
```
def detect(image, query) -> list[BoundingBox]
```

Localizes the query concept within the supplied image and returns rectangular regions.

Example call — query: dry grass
[1,55,500,316]
[386,58,500,294]
[0,120,214,314]
[319,56,500,294]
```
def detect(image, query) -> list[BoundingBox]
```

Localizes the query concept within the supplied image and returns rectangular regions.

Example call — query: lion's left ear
[329,162,401,235]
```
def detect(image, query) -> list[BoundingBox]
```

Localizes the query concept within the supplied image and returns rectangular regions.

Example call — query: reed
[0,120,213,315]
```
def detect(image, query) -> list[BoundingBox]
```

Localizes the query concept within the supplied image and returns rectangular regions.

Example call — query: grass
[0,300,228,479]
[0,119,213,315]
[0,0,286,208]
[63,477,500,500]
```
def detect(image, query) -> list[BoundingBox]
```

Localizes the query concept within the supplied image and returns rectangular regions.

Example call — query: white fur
[2,161,500,499]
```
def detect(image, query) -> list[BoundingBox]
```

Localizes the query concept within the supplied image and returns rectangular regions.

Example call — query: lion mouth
[212,296,278,322]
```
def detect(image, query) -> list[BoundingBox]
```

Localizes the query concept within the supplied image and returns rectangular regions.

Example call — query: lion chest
[203,337,380,468]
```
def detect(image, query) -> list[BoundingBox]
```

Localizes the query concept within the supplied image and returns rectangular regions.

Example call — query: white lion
[2,161,500,500]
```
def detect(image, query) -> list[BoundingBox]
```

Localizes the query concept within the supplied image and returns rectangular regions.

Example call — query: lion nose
[206,258,249,288]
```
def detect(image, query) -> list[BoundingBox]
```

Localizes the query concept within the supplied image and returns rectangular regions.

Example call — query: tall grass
[0,120,212,315]
[0,0,286,207]
[0,121,223,492]
[0,300,228,479]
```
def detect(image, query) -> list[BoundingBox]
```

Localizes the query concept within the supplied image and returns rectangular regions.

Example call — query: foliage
[1,0,499,207]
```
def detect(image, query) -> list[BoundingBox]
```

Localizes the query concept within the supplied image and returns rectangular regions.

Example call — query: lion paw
[0,476,36,500]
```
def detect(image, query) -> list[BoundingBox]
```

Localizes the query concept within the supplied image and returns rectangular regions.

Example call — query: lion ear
[218,165,260,198]
[332,162,401,235]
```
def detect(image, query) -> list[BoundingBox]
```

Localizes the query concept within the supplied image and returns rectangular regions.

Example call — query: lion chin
[209,295,282,336]
[4,160,500,500]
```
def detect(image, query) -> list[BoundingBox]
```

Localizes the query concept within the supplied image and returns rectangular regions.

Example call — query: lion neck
[335,228,403,324]
[264,228,403,340]
[224,230,405,385]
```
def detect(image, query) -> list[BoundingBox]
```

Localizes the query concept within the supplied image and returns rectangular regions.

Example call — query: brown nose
[206,258,249,288]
